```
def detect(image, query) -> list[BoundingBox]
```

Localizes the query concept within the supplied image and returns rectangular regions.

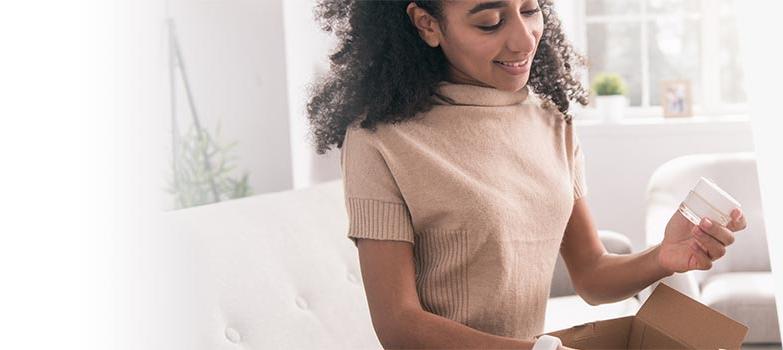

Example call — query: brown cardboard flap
[546,317,634,349]
[628,317,692,349]
[637,283,748,349]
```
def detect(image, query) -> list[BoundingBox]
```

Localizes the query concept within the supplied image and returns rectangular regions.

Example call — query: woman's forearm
[577,244,674,305]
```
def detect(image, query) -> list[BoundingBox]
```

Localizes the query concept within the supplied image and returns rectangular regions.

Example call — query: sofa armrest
[598,230,633,255]
[550,230,634,298]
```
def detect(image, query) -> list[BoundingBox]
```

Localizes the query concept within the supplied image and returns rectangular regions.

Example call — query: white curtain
[737,1,783,341]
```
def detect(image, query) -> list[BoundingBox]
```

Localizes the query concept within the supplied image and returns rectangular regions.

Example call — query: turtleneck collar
[432,80,531,107]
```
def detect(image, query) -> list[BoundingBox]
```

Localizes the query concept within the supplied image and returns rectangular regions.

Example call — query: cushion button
[347,272,359,284]
[225,327,241,343]
[295,296,309,310]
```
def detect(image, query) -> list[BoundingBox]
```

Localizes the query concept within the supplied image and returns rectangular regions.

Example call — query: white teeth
[496,60,527,67]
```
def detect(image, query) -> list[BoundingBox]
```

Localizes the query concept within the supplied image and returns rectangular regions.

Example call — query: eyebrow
[467,1,508,15]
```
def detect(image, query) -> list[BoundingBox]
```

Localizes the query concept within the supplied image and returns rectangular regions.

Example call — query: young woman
[306,1,747,349]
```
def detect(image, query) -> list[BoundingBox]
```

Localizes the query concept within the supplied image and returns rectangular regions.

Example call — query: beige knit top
[339,81,588,340]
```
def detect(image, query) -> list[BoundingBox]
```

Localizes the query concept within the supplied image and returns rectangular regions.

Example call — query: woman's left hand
[656,207,748,274]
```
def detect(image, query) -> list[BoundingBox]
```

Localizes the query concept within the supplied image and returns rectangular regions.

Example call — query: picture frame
[661,80,693,118]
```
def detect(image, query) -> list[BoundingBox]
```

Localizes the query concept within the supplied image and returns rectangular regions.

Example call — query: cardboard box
[538,283,749,349]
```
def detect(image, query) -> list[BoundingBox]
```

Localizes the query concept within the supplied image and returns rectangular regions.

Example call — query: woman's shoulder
[343,118,402,151]
[519,90,576,130]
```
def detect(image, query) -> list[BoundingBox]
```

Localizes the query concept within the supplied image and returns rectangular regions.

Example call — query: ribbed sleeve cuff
[573,154,588,200]
[574,177,588,200]
[346,198,415,247]
[573,143,588,200]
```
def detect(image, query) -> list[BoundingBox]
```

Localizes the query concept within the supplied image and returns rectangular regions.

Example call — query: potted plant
[591,73,628,123]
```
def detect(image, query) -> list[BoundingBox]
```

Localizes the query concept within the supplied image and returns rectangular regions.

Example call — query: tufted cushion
[700,272,780,344]
[164,179,382,349]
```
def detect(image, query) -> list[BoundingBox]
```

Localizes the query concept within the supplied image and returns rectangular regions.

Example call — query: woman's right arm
[357,238,570,350]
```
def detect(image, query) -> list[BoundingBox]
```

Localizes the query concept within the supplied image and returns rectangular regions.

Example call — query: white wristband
[532,335,562,350]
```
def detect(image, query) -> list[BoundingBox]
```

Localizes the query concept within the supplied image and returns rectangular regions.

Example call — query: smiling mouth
[493,58,530,67]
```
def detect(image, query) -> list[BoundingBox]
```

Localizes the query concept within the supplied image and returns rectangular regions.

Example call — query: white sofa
[163,179,640,349]
[643,152,779,345]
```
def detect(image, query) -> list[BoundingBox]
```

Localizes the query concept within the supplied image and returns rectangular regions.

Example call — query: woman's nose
[506,16,537,53]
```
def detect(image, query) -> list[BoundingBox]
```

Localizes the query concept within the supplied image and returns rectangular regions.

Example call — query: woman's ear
[406,2,441,48]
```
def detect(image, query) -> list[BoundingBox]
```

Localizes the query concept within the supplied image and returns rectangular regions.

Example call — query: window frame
[572,0,748,118]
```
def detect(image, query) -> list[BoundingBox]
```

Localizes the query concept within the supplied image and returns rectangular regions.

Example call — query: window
[577,0,746,116]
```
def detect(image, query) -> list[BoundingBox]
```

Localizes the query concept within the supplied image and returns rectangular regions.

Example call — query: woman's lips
[494,59,531,75]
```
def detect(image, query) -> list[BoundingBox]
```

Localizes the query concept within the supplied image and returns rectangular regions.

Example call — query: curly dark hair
[306,0,589,155]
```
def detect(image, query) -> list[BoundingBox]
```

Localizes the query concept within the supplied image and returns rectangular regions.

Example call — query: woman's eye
[477,21,503,32]
[476,8,541,32]
[522,8,541,17]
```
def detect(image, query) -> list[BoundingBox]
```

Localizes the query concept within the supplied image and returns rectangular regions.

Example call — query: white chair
[643,152,779,345]
[163,179,641,349]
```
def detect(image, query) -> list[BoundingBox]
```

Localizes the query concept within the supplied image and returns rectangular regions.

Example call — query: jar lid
[691,177,741,215]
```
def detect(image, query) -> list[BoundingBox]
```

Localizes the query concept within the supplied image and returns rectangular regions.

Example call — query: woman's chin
[493,78,529,92]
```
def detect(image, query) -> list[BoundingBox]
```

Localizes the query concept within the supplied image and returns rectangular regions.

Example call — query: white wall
[738,2,783,338]
[282,0,341,189]
[554,0,584,51]
[166,0,293,205]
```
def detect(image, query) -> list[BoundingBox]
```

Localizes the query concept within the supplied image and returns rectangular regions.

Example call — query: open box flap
[637,283,748,349]
[545,317,634,349]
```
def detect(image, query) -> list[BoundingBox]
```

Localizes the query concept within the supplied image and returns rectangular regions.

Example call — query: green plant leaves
[166,120,253,209]
[591,73,628,96]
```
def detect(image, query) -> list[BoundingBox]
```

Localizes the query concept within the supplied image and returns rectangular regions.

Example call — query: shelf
[574,114,750,126]
[572,114,753,137]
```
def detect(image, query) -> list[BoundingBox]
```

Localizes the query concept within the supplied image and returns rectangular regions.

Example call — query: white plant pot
[595,95,628,123]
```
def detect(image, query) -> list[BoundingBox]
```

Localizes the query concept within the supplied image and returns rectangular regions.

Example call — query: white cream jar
[678,177,742,227]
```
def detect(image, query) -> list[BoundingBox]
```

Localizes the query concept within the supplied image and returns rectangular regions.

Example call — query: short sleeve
[572,131,588,200]
[340,126,415,247]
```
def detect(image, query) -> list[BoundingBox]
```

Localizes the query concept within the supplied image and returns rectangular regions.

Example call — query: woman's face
[437,0,544,92]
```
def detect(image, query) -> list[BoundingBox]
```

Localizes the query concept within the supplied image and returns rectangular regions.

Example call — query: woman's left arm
[559,197,747,306]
